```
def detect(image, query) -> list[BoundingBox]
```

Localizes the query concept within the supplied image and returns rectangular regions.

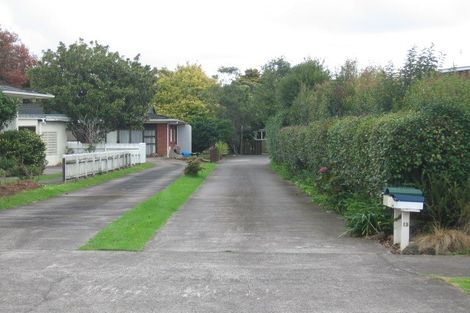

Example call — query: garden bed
[0,180,41,197]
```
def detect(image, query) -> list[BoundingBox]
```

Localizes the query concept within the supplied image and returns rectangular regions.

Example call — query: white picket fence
[66,142,146,164]
[62,151,141,181]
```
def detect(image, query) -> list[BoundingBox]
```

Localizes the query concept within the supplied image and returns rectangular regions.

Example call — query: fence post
[84,155,88,178]
[76,156,79,178]
[62,156,66,182]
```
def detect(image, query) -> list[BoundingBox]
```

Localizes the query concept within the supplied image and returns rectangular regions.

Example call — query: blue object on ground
[181,151,192,157]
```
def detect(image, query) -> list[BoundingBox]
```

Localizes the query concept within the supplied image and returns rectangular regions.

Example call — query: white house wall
[106,131,118,144]
[16,119,67,166]
[40,122,67,166]
[177,124,192,153]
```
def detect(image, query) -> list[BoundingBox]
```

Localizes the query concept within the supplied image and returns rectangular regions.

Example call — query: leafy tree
[153,64,217,122]
[0,27,37,87]
[404,73,470,111]
[0,91,17,129]
[400,44,442,88]
[252,58,291,121]
[277,59,330,108]
[216,66,241,85]
[191,116,233,152]
[28,39,155,144]
[216,68,264,153]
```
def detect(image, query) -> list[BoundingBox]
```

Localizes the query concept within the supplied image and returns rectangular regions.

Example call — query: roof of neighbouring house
[146,107,188,125]
[0,85,55,99]
[439,65,470,74]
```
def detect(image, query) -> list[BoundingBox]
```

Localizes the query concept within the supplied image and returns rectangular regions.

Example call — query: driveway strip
[0,160,184,251]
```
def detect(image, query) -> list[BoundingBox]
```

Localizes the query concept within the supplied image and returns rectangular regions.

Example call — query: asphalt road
[0,156,469,313]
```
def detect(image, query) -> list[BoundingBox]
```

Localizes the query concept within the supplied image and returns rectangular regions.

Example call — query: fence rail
[62,151,140,181]
[66,142,146,164]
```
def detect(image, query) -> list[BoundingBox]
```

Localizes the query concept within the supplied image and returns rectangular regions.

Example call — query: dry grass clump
[415,226,470,255]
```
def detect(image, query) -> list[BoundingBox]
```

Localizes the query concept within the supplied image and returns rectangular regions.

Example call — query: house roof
[439,65,470,74]
[0,85,55,99]
[146,107,187,125]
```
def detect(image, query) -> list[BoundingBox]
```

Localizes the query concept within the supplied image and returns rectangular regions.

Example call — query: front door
[169,125,177,148]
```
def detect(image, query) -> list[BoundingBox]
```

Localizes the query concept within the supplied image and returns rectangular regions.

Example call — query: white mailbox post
[382,187,424,251]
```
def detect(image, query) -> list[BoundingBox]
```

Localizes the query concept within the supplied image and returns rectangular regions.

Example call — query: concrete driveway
[0,159,185,250]
[0,156,469,313]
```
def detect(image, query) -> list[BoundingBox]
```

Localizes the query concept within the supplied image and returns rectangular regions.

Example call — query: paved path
[0,156,469,313]
[0,160,185,250]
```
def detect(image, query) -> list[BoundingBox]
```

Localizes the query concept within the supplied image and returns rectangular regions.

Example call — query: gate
[241,140,263,155]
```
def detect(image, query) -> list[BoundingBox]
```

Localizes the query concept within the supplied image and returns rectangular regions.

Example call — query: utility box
[383,187,424,251]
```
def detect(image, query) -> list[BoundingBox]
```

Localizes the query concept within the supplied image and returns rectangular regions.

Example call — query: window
[170,126,177,143]
[117,130,130,143]
[254,129,266,141]
[18,126,36,133]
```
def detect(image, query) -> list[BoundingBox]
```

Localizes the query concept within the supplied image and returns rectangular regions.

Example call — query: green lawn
[0,163,154,211]
[80,163,216,251]
[36,172,63,182]
[449,277,470,295]
[436,276,470,296]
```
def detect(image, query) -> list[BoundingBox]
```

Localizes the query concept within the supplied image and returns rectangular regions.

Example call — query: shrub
[184,157,202,176]
[422,175,470,229]
[415,226,470,255]
[215,141,229,159]
[191,116,233,153]
[0,92,18,129]
[0,130,46,177]
[343,195,392,237]
[404,74,470,112]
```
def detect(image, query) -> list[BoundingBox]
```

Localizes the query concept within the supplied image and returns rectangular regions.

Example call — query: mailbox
[383,187,424,251]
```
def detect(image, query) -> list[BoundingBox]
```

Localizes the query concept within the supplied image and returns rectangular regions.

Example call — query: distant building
[439,65,470,77]
[105,108,192,157]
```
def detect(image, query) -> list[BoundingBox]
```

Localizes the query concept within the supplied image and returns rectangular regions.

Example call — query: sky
[1,0,469,76]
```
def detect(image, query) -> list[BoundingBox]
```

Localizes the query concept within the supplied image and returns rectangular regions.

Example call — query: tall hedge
[270,104,470,196]
[0,130,46,176]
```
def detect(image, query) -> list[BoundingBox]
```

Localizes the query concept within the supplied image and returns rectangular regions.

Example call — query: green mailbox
[383,187,424,251]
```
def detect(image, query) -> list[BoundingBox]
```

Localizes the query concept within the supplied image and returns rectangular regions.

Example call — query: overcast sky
[1,0,469,76]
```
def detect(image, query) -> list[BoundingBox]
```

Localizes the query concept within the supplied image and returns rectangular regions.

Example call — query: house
[439,65,470,77]
[0,85,69,166]
[105,108,192,157]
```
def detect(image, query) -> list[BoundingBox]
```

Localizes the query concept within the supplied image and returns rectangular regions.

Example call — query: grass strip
[450,277,470,295]
[36,172,63,182]
[80,163,217,251]
[270,161,330,207]
[0,163,154,211]
[436,276,470,295]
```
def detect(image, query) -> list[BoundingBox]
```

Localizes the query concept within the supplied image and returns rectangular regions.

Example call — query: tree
[216,70,261,153]
[28,39,155,144]
[277,59,330,108]
[0,27,37,87]
[400,44,443,88]
[216,66,240,85]
[191,116,233,152]
[0,91,17,129]
[153,64,217,123]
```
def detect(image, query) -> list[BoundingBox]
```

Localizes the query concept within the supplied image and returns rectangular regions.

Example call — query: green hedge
[269,103,470,203]
[0,130,47,177]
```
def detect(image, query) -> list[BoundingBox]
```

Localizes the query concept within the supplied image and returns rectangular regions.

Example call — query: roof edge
[3,90,55,99]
